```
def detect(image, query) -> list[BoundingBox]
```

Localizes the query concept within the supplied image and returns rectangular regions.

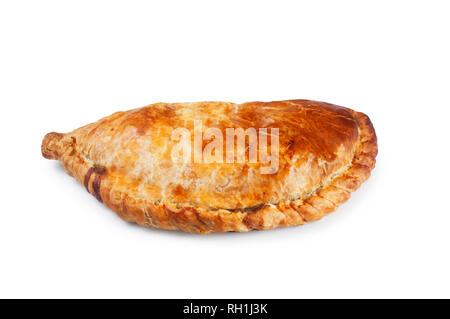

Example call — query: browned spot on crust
[92,174,103,203]
[120,104,177,136]
[84,167,96,190]
[236,100,358,162]
[171,184,189,202]
[83,165,107,201]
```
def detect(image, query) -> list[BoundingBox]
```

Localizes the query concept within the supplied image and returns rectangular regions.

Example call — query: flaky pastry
[42,100,377,234]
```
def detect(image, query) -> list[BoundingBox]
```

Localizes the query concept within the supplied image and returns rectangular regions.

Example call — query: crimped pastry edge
[43,110,377,234]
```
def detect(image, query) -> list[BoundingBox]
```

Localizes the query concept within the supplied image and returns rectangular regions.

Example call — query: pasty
[42,100,377,234]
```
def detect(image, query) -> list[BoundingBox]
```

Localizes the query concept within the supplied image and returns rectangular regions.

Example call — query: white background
[1,0,449,298]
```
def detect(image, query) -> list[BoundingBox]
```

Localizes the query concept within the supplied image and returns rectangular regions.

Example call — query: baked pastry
[42,99,377,234]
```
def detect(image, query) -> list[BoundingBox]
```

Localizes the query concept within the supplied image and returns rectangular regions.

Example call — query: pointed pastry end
[42,132,64,160]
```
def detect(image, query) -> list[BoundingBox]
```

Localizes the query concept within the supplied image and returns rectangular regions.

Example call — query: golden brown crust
[41,132,64,159]
[42,100,377,234]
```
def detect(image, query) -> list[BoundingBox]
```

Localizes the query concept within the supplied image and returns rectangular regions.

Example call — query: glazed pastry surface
[42,99,377,233]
